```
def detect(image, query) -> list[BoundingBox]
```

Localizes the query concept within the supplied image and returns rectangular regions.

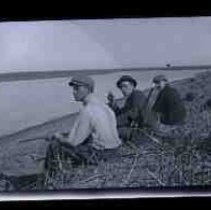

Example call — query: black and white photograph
[0,16,211,198]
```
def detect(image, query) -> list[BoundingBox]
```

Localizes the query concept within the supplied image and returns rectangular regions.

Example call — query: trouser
[44,139,119,175]
[118,127,135,142]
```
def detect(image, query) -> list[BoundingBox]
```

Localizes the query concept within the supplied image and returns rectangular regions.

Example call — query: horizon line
[0,64,210,83]
[1,64,211,74]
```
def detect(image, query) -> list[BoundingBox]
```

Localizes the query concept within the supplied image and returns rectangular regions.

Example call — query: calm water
[0,69,207,137]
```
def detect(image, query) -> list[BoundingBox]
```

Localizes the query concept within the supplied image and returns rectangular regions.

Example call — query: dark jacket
[110,90,147,127]
[152,85,186,125]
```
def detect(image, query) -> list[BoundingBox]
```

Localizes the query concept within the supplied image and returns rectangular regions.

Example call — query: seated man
[151,74,187,137]
[108,75,151,140]
[44,75,122,175]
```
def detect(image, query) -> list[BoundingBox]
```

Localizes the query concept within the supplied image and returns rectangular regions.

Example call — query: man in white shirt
[44,75,122,174]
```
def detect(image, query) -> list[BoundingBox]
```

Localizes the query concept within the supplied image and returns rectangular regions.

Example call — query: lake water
[0,69,208,137]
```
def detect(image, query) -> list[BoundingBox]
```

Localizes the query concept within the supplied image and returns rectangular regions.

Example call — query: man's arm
[116,92,146,127]
[116,107,140,127]
[60,110,91,146]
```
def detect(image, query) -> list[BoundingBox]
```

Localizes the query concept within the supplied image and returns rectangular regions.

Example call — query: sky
[0,17,211,73]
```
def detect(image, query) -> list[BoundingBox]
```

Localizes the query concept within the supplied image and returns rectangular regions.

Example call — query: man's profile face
[119,81,135,97]
[72,85,89,101]
[154,81,166,90]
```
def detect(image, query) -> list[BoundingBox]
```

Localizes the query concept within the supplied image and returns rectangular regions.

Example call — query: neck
[82,93,92,106]
[126,90,135,97]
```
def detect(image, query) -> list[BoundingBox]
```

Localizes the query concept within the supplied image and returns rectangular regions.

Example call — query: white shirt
[66,94,122,150]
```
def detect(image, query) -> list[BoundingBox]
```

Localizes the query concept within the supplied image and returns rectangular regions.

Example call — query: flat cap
[116,75,137,88]
[68,75,95,89]
[153,74,168,83]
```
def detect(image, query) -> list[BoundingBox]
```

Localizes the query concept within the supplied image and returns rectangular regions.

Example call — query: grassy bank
[1,70,211,191]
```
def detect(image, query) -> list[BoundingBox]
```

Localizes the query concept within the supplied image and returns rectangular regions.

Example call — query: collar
[126,89,136,99]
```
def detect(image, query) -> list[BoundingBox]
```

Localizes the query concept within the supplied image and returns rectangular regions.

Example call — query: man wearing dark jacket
[152,74,186,126]
[108,75,152,140]
[109,75,147,128]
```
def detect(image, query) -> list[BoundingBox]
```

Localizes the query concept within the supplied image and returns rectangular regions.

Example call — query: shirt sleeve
[66,109,92,146]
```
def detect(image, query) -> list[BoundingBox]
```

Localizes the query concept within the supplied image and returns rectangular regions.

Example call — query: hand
[107,91,115,103]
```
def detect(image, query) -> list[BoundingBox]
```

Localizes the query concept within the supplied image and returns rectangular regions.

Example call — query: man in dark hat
[44,75,122,177]
[108,75,149,140]
[152,74,186,126]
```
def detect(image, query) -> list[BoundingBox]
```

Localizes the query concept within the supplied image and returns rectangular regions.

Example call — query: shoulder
[132,90,146,98]
[79,106,92,119]
[131,90,147,103]
[161,85,176,94]
[168,86,180,97]
[161,86,181,103]
[165,85,176,91]
[86,100,108,115]
[127,90,146,107]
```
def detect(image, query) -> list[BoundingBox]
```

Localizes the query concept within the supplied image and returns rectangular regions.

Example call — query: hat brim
[153,78,167,84]
[68,81,85,86]
[68,81,76,86]
[117,78,137,88]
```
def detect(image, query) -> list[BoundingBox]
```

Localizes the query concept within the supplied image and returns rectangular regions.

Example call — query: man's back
[86,97,121,149]
[152,85,186,125]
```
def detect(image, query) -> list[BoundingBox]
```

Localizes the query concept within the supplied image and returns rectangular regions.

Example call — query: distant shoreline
[0,65,211,82]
